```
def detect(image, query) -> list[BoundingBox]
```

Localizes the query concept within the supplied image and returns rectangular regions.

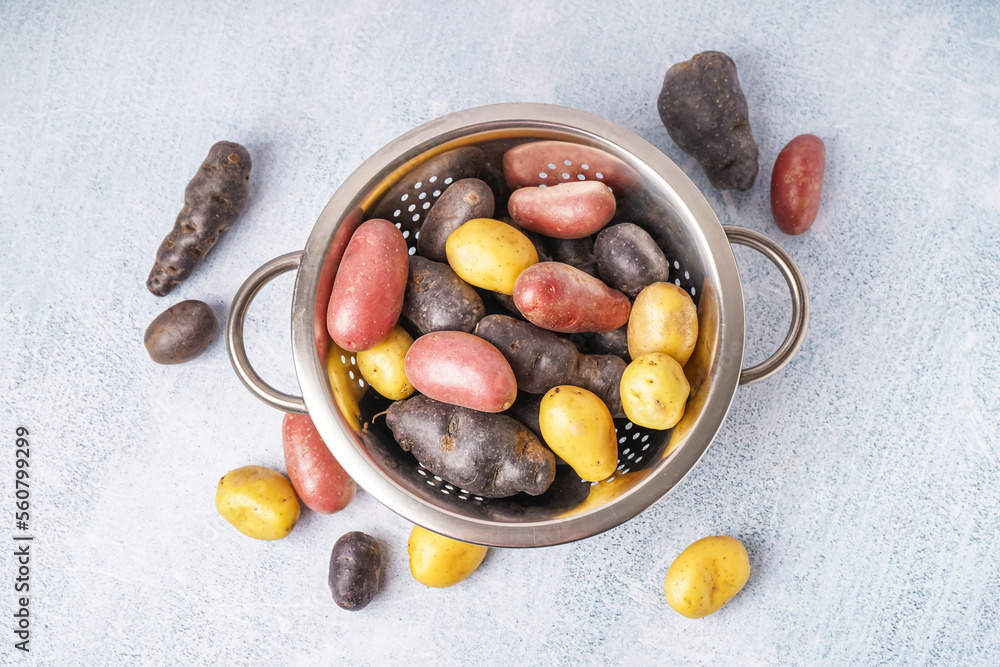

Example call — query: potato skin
[446,218,538,295]
[408,525,488,588]
[327,219,409,352]
[502,140,644,196]
[329,532,383,611]
[546,235,599,278]
[386,395,555,497]
[508,181,616,239]
[583,325,630,362]
[620,353,690,430]
[404,331,517,412]
[282,414,357,514]
[147,141,251,296]
[539,386,617,482]
[402,256,485,334]
[513,262,631,333]
[594,223,670,298]
[657,51,758,191]
[215,465,300,540]
[628,282,699,365]
[416,178,495,261]
[771,134,826,235]
[144,300,217,364]
[474,315,626,417]
[356,326,416,400]
[665,536,751,618]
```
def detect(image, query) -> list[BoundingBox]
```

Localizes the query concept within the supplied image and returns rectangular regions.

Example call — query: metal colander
[227,103,809,548]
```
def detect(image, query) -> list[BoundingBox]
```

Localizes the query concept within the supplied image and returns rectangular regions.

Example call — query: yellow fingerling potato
[620,353,690,430]
[215,466,300,540]
[408,525,488,588]
[665,536,751,618]
[357,326,415,400]
[445,218,538,295]
[539,386,617,481]
[628,282,698,365]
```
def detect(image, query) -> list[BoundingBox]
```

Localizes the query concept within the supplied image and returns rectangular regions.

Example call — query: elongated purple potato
[403,256,485,334]
[416,178,495,261]
[594,223,670,298]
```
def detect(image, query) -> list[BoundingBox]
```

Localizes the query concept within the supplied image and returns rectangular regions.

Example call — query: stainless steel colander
[226,103,809,548]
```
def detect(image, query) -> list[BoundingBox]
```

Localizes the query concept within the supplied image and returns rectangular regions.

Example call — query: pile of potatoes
[326,140,700,497]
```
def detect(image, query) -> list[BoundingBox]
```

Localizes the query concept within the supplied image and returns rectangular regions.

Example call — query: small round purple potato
[594,223,670,298]
[329,531,383,611]
[143,300,218,364]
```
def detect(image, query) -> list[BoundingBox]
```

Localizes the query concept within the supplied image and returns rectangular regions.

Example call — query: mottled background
[1,0,998,664]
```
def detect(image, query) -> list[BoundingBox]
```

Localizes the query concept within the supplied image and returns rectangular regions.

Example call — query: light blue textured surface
[1,0,998,664]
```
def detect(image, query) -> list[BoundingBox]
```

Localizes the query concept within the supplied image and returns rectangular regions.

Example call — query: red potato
[503,140,644,197]
[282,414,357,514]
[770,134,826,235]
[507,181,616,239]
[513,262,631,333]
[327,219,408,351]
[404,331,517,413]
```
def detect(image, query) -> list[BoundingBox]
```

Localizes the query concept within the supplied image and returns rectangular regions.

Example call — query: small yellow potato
[627,282,698,365]
[357,326,415,400]
[664,536,751,618]
[215,466,300,540]
[445,218,538,294]
[408,525,488,588]
[620,353,690,430]
[539,385,617,482]
[327,342,366,433]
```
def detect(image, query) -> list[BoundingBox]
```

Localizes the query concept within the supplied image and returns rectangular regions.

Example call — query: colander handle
[226,251,309,414]
[724,226,810,386]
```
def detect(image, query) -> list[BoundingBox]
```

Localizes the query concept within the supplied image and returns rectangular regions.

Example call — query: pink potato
[282,413,357,514]
[770,134,826,235]
[327,219,408,351]
[403,331,517,413]
[513,262,631,333]
[507,181,616,239]
[503,140,644,196]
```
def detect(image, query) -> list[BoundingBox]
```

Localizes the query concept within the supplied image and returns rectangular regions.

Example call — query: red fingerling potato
[282,414,357,514]
[327,219,408,351]
[513,262,631,333]
[404,332,518,413]
[503,140,644,196]
[770,134,826,235]
[508,181,615,239]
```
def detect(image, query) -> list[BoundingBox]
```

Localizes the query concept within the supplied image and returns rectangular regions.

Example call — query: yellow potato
[327,342,366,433]
[445,218,538,295]
[627,282,698,365]
[620,353,690,430]
[408,525,488,588]
[215,466,300,540]
[539,386,617,482]
[356,325,415,400]
[664,536,751,618]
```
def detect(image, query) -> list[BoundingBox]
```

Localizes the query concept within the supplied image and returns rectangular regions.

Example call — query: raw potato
[628,282,698,365]
[657,51,759,191]
[408,525,488,588]
[215,465,300,540]
[327,342,366,433]
[771,134,826,235]
[402,256,485,334]
[539,386,617,482]
[147,141,252,296]
[386,395,555,498]
[546,235,599,278]
[502,140,644,196]
[327,219,409,352]
[357,326,416,400]
[329,532,383,611]
[665,536,751,618]
[620,353,690,430]
[474,315,626,417]
[513,262,631,333]
[416,178,495,261]
[594,223,670,298]
[583,326,630,362]
[282,414,357,514]
[446,218,538,295]
[144,300,218,364]
[507,181,616,239]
